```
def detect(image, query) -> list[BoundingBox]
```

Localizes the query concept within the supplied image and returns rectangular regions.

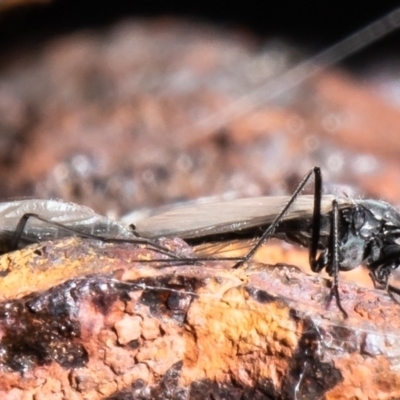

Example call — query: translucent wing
[193,238,258,257]
[134,195,351,239]
[0,199,133,248]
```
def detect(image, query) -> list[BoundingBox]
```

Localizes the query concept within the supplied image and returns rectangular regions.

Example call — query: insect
[0,198,179,258]
[132,166,400,318]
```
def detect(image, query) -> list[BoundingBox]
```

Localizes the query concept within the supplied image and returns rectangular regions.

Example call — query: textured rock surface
[0,238,400,399]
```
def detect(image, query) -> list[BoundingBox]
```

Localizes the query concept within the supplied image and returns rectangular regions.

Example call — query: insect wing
[0,199,132,245]
[134,195,349,239]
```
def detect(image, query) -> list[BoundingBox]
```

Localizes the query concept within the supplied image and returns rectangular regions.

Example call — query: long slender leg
[308,190,348,318]
[233,166,322,268]
[308,166,323,270]
[10,213,181,259]
[327,200,348,318]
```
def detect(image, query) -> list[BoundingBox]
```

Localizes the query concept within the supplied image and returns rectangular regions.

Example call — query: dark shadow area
[1,0,400,64]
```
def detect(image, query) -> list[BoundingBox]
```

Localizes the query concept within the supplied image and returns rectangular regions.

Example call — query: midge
[133,167,400,318]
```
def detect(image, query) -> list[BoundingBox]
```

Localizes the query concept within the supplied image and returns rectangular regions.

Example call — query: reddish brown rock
[0,238,399,399]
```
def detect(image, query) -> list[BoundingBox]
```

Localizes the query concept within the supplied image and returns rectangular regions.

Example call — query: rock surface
[1,238,399,399]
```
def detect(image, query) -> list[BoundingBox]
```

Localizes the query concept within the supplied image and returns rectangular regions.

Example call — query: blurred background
[1,0,400,219]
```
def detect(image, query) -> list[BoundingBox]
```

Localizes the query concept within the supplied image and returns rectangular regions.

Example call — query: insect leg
[327,200,348,318]
[368,265,390,290]
[308,180,348,318]
[233,166,322,268]
[10,213,181,259]
[368,249,400,302]
[308,166,322,270]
